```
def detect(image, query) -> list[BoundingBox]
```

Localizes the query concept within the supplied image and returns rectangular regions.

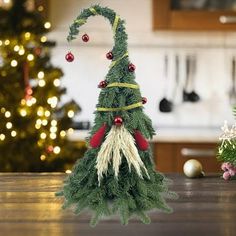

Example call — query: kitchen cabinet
[154,142,220,173]
[153,0,236,30]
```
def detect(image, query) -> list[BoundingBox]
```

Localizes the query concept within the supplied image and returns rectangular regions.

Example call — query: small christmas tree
[57,5,176,226]
[218,118,236,180]
[0,0,85,171]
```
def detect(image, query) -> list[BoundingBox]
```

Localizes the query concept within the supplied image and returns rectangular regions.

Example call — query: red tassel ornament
[90,124,107,148]
[134,130,149,151]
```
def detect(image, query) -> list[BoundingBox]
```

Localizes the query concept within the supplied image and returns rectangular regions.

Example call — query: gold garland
[112,15,120,33]
[97,102,142,112]
[106,82,139,89]
[110,52,129,68]
[74,19,86,25]
[89,7,98,15]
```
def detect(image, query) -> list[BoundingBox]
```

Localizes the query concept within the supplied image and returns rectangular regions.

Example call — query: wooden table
[0,173,235,236]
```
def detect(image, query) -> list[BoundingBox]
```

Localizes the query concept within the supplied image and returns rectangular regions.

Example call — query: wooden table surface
[0,173,235,236]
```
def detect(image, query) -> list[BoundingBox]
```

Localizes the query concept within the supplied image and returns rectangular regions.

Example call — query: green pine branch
[218,139,236,165]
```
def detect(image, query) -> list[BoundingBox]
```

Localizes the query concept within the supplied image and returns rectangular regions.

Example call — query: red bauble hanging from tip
[82,33,89,42]
[65,34,89,62]
[65,52,74,62]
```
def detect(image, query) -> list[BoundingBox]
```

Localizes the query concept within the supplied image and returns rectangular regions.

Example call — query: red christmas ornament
[98,80,107,88]
[65,52,74,62]
[128,63,136,72]
[34,47,42,56]
[46,145,54,153]
[134,130,149,151]
[82,34,89,42]
[90,124,107,148]
[25,85,33,95]
[23,62,32,100]
[114,116,123,126]
[24,85,33,100]
[142,97,147,104]
[106,51,113,60]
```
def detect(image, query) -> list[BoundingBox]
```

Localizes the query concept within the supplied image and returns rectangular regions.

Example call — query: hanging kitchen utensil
[183,55,200,102]
[229,56,236,105]
[183,55,191,101]
[159,54,173,112]
[172,54,180,100]
[189,55,200,102]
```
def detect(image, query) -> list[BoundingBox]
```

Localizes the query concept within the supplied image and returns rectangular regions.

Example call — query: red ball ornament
[106,51,113,60]
[128,63,136,72]
[114,116,123,126]
[98,80,107,88]
[142,97,147,104]
[46,145,54,153]
[65,52,74,62]
[82,34,89,42]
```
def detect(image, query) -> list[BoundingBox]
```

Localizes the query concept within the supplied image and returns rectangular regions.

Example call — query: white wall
[48,0,236,128]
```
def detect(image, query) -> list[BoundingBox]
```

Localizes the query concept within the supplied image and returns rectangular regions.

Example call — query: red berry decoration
[142,97,147,104]
[134,130,149,151]
[98,80,107,88]
[106,51,113,60]
[128,63,136,72]
[90,124,107,148]
[46,145,54,153]
[65,52,74,62]
[82,34,89,42]
[114,116,123,126]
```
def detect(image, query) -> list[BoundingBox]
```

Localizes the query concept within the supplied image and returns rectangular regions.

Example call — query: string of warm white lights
[0,31,50,64]
[0,22,76,166]
[0,1,76,174]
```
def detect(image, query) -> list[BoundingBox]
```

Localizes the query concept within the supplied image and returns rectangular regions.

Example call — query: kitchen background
[49,0,236,128]
[1,0,236,173]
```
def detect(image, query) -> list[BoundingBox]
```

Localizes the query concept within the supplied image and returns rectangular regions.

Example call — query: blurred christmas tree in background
[0,0,86,171]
